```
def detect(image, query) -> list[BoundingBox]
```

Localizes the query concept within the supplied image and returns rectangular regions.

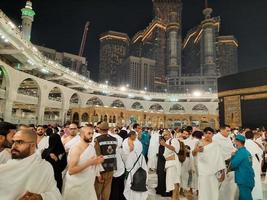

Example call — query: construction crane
[78,21,90,57]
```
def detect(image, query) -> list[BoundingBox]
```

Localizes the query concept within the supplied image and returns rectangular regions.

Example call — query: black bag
[169,139,186,163]
[130,154,147,192]
[124,153,142,180]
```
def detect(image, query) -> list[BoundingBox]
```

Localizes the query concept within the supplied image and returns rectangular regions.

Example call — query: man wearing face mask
[0,122,16,164]
[213,125,237,200]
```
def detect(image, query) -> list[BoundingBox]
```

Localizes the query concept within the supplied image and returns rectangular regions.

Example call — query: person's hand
[50,153,58,161]
[19,192,42,200]
[218,171,225,182]
[194,144,204,153]
[231,151,236,156]
[90,155,104,165]
[95,155,104,164]
[159,139,166,146]
[97,175,104,183]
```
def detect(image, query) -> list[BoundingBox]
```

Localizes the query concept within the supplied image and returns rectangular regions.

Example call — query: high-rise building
[99,0,238,93]
[217,36,238,76]
[21,0,35,41]
[99,31,130,85]
[120,56,155,91]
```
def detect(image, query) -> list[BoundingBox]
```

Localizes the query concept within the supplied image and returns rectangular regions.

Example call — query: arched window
[131,102,144,110]
[48,87,62,102]
[70,93,80,104]
[81,113,89,122]
[17,78,39,97]
[170,104,185,113]
[149,104,164,112]
[111,99,125,108]
[192,104,208,112]
[86,97,104,106]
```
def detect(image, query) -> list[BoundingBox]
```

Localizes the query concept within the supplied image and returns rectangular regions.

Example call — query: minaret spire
[21,0,35,41]
[203,0,213,19]
[205,0,208,9]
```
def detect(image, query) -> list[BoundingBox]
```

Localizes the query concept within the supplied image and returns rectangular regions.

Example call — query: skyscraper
[120,56,155,91]
[99,0,238,93]
[217,36,238,76]
[99,31,130,85]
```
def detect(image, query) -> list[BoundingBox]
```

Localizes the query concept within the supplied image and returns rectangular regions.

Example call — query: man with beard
[37,125,49,153]
[0,129,62,200]
[63,126,104,200]
[0,122,16,164]
[62,123,80,154]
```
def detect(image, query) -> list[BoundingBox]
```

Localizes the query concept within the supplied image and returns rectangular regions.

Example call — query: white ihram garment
[147,131,160,170]
[122,138,148,200]
[180,156,191,190]
[0,148,11,164]
[63,144,101,200]
[0,153,62,200]
[37,136,49,153]
[245,139,264,200]
[164,138,181,192]
[197,142,225,200]
[213,133,237,200]
[64,135,80,153]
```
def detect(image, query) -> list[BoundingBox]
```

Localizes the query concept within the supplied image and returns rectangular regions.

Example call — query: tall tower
[99,31,130,86]
[153,0,182,92]
[21,1,35,41]
[166,12,180,77]
[200,0,217,76]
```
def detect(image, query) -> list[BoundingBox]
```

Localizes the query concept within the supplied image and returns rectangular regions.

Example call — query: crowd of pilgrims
[0,121,266,200]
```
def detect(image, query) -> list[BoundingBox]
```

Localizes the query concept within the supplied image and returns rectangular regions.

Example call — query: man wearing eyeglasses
[0,129,62,200]
[192,127,225,200]
[62,123,80,154]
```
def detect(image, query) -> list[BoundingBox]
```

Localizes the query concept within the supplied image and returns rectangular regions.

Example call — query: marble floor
[147,172,267,200]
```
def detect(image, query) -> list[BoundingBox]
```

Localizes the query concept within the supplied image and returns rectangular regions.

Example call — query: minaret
[200,0,217,76]
[21,1,35,41]
[166,11,181,77]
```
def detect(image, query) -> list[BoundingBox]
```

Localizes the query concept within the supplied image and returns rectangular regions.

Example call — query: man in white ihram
[122,130,148,200]
[63,126,104,200]
[213,126,237,200]
[62,123,80,154]
[147,129,160,171]
[193,127,225,200]
[36,125,49,153]
[245,130,264,200]
[160,130,181,200]
[0,129,62,200]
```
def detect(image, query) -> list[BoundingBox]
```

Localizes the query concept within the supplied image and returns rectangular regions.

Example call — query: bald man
[0,129,62,200]
[63,127,104,200]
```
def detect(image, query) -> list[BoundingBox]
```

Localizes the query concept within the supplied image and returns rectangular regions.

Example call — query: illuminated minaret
[166,11,181,77]
[152,0,182,78]
[21,1,35,41]
[200,0,217,76]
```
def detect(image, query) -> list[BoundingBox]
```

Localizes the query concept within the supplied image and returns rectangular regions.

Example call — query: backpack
[169,139,186,163]
[130,154,147,192]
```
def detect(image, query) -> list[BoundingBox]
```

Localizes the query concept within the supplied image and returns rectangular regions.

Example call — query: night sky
[1,0,267,81]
